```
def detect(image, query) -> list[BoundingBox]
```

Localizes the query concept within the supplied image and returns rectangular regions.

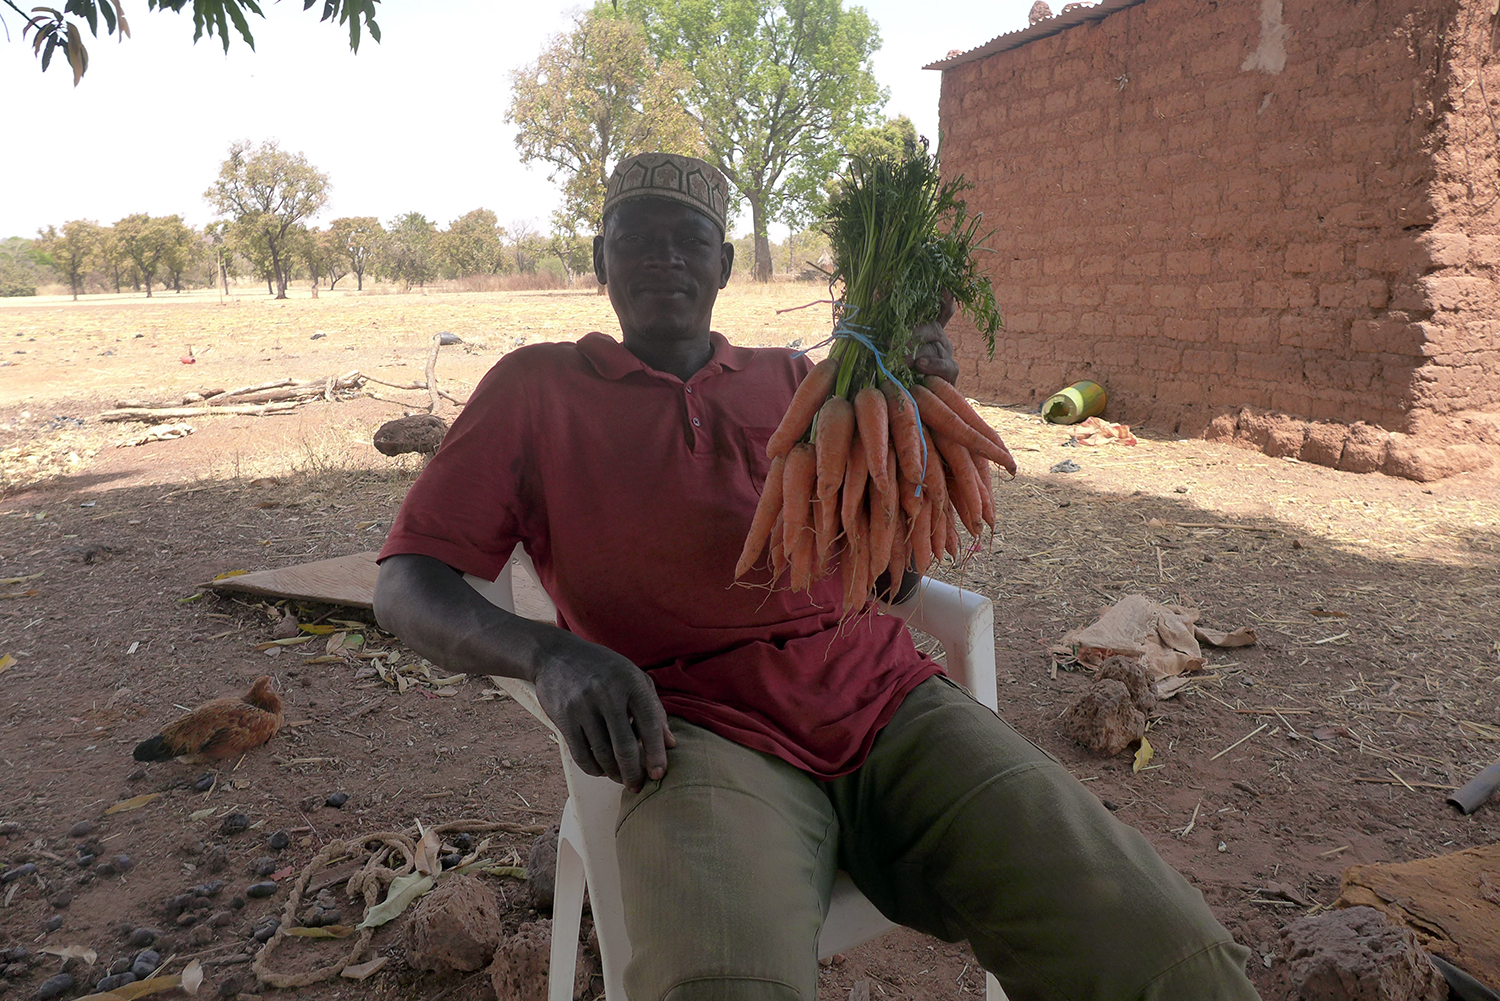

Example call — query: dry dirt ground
[0,283,1497,1001]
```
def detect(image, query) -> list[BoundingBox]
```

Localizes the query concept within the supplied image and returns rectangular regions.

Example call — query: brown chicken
[133,675,284,761]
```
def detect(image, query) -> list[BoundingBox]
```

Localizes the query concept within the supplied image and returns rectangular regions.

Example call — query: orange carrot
[925,377,1018,476]
[735,453,787,579]
[932,432,982,536]
[945,504,960,558]
[923,439,947,567]
[840,432,868,540]
[841,501,870,616]
[769,511,787,582]
[974,454,995,529]
[854,387,890,496]
[767,358,838,459]
[868,485,897,586]
[882,381,926,485]
[782,443,816,590]
[885,517,909,594]
[911,384,1012,469]
[910,500,933,577]
[814,397,856,565]
[896,463,922,522]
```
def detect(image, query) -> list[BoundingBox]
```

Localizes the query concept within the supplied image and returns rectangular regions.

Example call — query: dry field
[0,282,1497,1001]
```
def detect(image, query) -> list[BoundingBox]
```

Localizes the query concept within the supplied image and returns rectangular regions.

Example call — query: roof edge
[923,0,1148,71]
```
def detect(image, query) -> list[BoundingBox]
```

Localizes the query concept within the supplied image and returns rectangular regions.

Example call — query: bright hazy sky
[1,1,1034,241]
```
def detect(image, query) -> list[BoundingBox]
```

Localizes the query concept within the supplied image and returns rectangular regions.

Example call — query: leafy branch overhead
[7,0,380,85]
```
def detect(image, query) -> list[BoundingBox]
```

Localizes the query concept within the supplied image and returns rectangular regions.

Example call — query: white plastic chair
[464,551,1007,1001]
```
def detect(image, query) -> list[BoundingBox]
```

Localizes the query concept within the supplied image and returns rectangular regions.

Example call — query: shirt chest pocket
[741,427,777,490]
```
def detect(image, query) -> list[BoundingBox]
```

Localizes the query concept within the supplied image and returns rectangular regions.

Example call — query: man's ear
[719,241,734,289]
[593,234,607,286]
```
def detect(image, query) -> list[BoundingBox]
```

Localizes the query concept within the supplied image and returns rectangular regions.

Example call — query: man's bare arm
[374,554,673,791]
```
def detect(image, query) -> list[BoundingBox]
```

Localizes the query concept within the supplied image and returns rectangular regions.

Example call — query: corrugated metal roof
[922,0,1147,71]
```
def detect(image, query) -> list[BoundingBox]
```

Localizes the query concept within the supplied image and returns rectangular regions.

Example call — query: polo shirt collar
[577,331,754,382]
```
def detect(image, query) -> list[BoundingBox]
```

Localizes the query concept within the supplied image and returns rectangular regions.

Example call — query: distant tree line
[16,209,589,299]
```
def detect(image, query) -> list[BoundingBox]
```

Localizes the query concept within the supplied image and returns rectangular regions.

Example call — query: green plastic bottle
[1042,380,1106,425]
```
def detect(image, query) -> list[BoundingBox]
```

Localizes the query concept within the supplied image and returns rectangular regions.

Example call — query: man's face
[594,198,734,345]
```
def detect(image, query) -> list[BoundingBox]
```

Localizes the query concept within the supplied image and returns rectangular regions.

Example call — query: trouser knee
[661,977,809,1001]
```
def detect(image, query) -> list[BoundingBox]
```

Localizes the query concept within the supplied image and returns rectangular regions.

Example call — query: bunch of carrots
[735,140,1016,613]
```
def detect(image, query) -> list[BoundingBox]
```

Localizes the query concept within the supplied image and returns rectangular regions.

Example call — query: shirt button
[685,386,693,394]
[692,417,701,427]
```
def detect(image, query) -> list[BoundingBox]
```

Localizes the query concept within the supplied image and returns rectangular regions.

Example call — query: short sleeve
[377,352,538,582]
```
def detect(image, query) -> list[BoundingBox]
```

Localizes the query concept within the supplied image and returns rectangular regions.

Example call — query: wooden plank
[204,552,381,608]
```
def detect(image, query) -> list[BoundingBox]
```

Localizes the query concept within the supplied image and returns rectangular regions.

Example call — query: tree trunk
[747,190,772,282]
[270,242,288,299]
[218,250,229,295]
[355,268,364,291]
[144,274,153,298]
[266,273,273,296]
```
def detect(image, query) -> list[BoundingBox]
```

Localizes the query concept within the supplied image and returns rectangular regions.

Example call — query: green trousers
[615,676,1261,1001]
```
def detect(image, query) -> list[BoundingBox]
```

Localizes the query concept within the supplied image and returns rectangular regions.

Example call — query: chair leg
[986,971,1007,1001]
[549,834,587,1001]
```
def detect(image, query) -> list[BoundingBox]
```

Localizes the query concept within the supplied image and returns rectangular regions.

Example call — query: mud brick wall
[937,0,1500,475]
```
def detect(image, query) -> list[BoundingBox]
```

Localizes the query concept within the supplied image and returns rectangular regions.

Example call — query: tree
[96,225,125,292]
[548,232,594,285]
[0,239,41,297]
[204,220,235,293]
[315,228,350,289]
[508,8,702,237]
[157,217,201,291]
[114,213,182,296]
[36,220,101,299]
[381,212,437,289]
[844,114,919,166]
[626,0,885,281]
[507,219,545,274]
[437,209,509,278]
[206,139,329,299]
[9,0,380,85]
[329,216,382,291]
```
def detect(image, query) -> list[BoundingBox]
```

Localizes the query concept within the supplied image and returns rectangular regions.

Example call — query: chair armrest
[881,577,998,711]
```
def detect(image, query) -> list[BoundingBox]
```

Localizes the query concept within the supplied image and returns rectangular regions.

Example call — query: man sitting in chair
[374,152,1261,1001]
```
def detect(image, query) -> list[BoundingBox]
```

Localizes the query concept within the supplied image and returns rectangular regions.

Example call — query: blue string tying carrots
[791,305,928,495]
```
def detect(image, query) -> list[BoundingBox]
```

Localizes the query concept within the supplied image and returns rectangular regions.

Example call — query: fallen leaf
[340,956,388,980]
[0,589,41,599]
[1307,608,1348,618]
[1132,737,1154,773]
[180,960,202,995]
[0,653,14,675]
[284,925,354,939]
[354,872,433,929]
[212,570,249,581]
[72,973,183,1001]
[105,792,161,814]
[188,807,218,822]
[413,826,442,877]
[298,624,339,635]
[429,674,466,687]
[301,655,345,665]
[0,573,42,585]
[252,636,315,652]
[40,945,97,965]
[176,593,203,604]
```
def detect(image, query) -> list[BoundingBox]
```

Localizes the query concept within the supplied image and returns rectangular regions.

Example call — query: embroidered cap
[603,153,730,236]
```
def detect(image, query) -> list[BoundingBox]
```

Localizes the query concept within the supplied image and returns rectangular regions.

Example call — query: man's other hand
[909,290,960,386]
[532,638,676,792]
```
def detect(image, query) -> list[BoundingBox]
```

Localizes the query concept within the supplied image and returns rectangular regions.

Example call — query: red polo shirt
[380,331,940,778]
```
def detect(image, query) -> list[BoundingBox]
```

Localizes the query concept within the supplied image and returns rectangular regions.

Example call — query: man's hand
[532,635,676,793]
[373,553,675,793]
[909,290,960,386]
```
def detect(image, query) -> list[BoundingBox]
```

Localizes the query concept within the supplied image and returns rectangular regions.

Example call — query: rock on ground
[373,415,448,457]
[527,825,559,913]
[403,874,503,973]
[1280,905,1448,1001]
[486,919,600,1001]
